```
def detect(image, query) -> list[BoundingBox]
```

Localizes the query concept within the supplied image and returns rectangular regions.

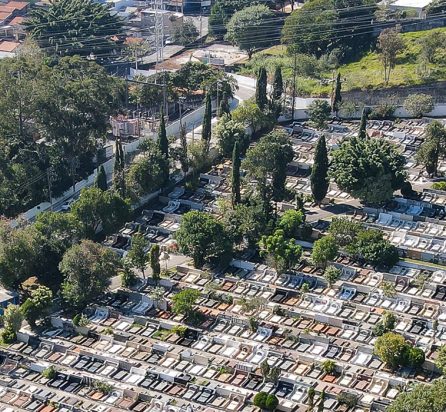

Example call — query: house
[379,0,434,19]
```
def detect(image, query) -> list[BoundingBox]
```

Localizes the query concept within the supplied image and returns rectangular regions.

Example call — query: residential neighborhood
[0,0,446,411]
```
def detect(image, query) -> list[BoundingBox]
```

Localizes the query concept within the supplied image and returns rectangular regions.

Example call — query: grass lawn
[239,28,446,97]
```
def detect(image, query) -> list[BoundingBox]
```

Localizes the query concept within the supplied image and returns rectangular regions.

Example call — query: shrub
[405,346,425,369]
[1,326,16,343]
[404,93,434,118]
[337,392,358,408]
[370,102,396,119]
[433,182,446,191]
[172,325,187,337]
[265,394,279,411]
[72,314,81,326]
[253,391,268,408]
[42,366,57,380]
[321,360,336,375]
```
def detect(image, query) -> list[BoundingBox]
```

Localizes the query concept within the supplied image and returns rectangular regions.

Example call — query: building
[0,39,20,58]
[140,8,183,33]
[110,115,142,138]
[380,0,434,19]
[0,288,19,315]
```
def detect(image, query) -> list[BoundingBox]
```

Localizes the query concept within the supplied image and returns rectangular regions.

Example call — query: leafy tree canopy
[59,240,120,309]
[25,0,124,58]
[214,114,250,157]
[388,380,446,412]
[226,5,279,58]
[282,0,377,58]
[330,137,406,204]
[71,187,130,238]
[176,211,233,268]
[311,235,338,268]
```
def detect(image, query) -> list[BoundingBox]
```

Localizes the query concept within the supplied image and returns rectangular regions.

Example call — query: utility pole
[291,52,297,122]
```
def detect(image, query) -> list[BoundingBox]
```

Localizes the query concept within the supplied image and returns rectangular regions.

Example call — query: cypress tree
[179,124,189,175]
[358,108,368,139]
[95,165,107,191]
[310,135,329,205]
[220,91,231,117]
[158,107,168,160]
[231,140,241,206]
[150,244,161,284]
[113,138,126,197]
[272,66,283,101]
[158,108,169,182]
[202,92,212,147]
[331,72,342,115]
[256,67,267,111]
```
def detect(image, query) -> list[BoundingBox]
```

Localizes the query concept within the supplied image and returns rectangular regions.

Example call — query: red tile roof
[0,11,12,21]
[5,1,28,11]
[0,41,20,52]
[9,16,24,25]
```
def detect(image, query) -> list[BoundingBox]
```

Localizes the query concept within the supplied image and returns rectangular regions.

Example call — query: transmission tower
[154,0,164,66]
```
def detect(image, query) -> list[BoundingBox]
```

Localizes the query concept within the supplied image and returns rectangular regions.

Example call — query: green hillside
[240,27,446,97]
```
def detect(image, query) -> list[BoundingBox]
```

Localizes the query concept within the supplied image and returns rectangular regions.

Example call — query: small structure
[0,288,19,315]
[380,0,434,19]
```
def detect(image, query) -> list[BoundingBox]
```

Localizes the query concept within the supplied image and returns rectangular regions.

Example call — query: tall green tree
[158,108,169,182]
[150,244,161,284]
[158,108,168,159]
[172,288,200,317]
[388,380,446,412]
[416,121,446,176]
[59,240,120,309]
[21,285,53,328]
[176,211,232,268]
[311,235,338,268]
[2,304,23,342]
[282,0,376,58]
[331,73,342,115]
[271,66,283,116]
[214,114,249,158]
[277,209,304,239]
[259,229,302,274]
[71,187,130,238]
[243,130,294,202]
[331,137,406,204]
[311,135,329,205]
[358,108,368,139]
[33,211,84,288]
[113,138,126,197]
[272,66,283,101]
[220,91,231,116]
[127,233,148,278]
[256,67,268,111]
[25,0,124,58]
[232,141,241,206]
[225,5,278,59]
[202,93,212,149]
[0,222,39,289]
[308,100,331,130]
[95,165,108,191]
[378,28,405,84]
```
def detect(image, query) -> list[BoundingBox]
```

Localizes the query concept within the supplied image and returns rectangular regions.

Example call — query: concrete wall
[11,103,208,226]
